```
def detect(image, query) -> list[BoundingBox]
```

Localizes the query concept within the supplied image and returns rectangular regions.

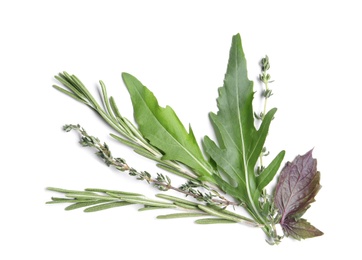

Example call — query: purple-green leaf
[281,218,323,240]
[274,149,322,239]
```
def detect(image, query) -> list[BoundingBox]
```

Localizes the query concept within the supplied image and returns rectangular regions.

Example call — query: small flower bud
[261,55,270,71]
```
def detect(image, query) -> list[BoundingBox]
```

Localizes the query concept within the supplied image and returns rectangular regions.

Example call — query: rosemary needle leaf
[47,187,97,196]
[84,201,133,212]
[208,204,252,220]
[198,205,257,226]
[46,197,75,204]
[47,199,103,204]
[99,80,114,120]
[195,218,236,224]
[156,194,199,206]
[47,187,81,193]
[85,188,143,197]
[109,96,122,119]
[110,134,142,150]
[157,213,206,219]
[65,201,109,211]
[108,194,176,208]
[133,148,158,160]
[52,85,88,104]
[105,192,144,198]
[122,118,146,140]
[173,202,199,210]
[138,206,171,211]
[65,193,119,201]
[54,76,87,102]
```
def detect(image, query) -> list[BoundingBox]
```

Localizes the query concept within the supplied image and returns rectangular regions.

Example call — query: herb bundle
[47,34,323,244]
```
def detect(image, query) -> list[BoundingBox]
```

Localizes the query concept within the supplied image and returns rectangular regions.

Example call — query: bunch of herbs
[47,34,322,244]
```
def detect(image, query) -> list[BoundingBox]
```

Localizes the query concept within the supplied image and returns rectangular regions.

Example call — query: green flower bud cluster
[259,55,271,83]
[261,55,270,71]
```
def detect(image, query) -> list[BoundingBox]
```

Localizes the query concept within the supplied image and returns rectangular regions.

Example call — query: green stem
[262,81,269,119]
[258,79,269,169]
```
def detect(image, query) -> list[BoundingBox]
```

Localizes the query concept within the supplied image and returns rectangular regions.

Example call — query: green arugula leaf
[203,34,285,222]
[122,73,215,183]
[255,150,285,192]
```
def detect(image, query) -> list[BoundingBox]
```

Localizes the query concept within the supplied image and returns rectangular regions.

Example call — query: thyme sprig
[259,55,274,119]
[256,55,273,174]
[63,124,238,207]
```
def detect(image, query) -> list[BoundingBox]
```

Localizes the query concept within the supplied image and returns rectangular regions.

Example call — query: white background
[1,0,361,259]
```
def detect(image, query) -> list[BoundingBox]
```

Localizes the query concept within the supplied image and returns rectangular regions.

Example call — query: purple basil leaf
[282,218,323,240]
[274,149,322,238]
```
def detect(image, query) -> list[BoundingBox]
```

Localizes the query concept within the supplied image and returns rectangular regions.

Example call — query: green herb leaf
[203,34,285,221]
[157,213,206,219]
[108,193,177,208]
[195,218,236,224]
[122,72,215,183]
[255,150,285,192]
[84,201,133,212]
[65,201,109,210]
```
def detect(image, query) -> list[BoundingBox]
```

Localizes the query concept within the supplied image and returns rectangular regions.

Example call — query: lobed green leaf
[122,72,215,183]
[203,34,285,226]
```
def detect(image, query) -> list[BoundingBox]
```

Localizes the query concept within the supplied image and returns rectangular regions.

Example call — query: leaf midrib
[234,58,252,203]
[281,167,315,222]
[232,50,264,224]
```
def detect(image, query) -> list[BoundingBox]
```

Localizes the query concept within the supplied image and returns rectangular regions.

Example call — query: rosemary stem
[262,81,269,120]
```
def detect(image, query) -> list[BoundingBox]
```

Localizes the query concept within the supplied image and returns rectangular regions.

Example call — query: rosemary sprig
[46,187,258,226]
[54,72,198,181]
